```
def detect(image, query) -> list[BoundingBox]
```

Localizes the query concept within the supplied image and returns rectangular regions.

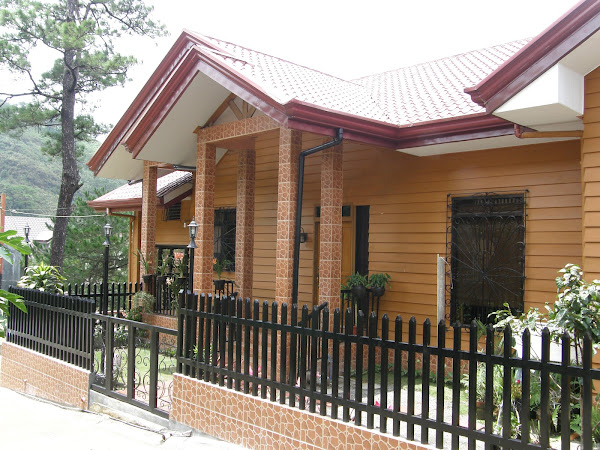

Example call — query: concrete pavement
[0,351,244,450]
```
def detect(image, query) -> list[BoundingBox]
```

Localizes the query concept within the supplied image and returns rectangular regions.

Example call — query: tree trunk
[49,0,81,269]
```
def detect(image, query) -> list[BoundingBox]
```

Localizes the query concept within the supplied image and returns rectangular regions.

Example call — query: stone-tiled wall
[141,312,178,330]
[0,343,89,409]
[171,374,432,450]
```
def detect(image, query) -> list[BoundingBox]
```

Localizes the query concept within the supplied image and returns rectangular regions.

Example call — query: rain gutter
[291,128,343,305]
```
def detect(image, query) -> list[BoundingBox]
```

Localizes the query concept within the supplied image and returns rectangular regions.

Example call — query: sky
[1,0,584,129]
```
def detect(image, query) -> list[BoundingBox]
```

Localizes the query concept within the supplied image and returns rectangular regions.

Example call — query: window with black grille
[449,193,525,325]
[164,202,181,221]
[214,208,236,271]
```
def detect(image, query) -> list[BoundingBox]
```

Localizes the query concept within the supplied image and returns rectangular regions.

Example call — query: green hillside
[0,128,124,213]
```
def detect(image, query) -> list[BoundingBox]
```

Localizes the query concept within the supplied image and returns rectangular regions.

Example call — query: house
[0,216,52,289]
[88,0,600,335]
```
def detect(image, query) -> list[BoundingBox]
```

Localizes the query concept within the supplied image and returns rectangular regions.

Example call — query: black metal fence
[7,286,94,370]
[177,293,600,450]
[67,282,143,314]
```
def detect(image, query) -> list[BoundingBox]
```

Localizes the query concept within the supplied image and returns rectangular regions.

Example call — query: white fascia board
[493,63,583,129]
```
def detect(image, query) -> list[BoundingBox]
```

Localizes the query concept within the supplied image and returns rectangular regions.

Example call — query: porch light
[187,219,198,249]
[103,222,113,247]
[299,227,308,244]
[23,224,31,269]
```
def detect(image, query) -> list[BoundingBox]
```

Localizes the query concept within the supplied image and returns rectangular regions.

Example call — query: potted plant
[137,249,156,292]
[369,272,391,297]
[213,257,231,291]
[343,272,369,306]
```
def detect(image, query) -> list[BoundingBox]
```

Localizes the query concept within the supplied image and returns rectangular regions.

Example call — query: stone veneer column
[194,141,216,294]
[275,128,302,305]
[140,161,157,279]
[236,148,256,299]
[319,145,343,311]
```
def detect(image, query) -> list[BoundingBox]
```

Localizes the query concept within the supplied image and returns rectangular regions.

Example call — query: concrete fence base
[0,342,90,409]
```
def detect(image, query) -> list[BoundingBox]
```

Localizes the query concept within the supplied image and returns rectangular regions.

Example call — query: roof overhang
[465,0,600,132]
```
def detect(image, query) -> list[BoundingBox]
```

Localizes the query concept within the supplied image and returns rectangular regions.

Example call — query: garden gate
[90,313,178,418]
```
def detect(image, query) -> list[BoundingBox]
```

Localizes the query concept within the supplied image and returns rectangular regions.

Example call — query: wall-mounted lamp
[299,227,308,244]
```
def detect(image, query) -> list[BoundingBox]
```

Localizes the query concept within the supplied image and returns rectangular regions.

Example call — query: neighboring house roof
[4,216,53,243]
[88,0,598,179]
[88,171,193,211]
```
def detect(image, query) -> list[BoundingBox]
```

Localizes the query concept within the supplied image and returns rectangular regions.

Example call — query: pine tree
[0,0,165,268]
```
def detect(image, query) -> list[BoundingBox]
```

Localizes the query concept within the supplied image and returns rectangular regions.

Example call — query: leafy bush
[17,262,65,294]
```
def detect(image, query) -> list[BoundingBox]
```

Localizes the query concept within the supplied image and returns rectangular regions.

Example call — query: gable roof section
[88,171,193,211]
[465,0,600,113]
[91,21,578,177]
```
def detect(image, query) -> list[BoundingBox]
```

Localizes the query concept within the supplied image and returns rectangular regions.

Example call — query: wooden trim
[202,93,237,128]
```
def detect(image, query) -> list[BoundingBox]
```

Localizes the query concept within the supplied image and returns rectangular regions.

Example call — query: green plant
[126,306,142,322]
[132,291,155,314]
[369,272,391,289]
[137,249,155,274]
[0,229,29,337]
[342,272,369,289]
[213,257,231,279]
[17,262,66,294]
[156,255,173,276]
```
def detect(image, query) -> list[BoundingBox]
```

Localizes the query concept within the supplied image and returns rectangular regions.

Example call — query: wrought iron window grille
[446,191,527,325]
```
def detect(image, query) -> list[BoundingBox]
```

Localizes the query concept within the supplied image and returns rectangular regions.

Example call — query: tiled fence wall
[0,342,90,409]
[171,374,433,450]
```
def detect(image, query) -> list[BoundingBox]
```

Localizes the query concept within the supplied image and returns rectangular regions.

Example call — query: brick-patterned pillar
[140,161,157,279]
[319,145,344,312]
[275,128,302,305]
[194,141,216,294]
[583,67,600,280]
[236,148,256,299]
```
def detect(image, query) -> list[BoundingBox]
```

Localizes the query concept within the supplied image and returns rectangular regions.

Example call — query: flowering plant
[213,257,231,279]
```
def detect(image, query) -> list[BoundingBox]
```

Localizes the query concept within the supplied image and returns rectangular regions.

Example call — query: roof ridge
[352,38,532,82]
[200,33,368,88]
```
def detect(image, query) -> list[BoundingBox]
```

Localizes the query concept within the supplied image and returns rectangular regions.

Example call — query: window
[164,202,181,221]
[449,193,525,325]
[214,208,236,270]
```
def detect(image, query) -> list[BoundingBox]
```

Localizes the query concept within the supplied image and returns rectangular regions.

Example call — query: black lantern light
[187,219,198,294]
[103,222,113,247]
[23,224,31,269]
[187,219,198,248]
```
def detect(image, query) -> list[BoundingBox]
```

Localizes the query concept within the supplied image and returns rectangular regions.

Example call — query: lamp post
[102,221,113,315]
[23,224,30,270]
[187,219,198,294]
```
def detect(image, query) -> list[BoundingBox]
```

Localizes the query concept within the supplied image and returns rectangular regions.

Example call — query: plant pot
[476,400,486,420]
[213,279,226,291]
[142,274,155,294]
[371,286,385,297]
[350,285,367,300]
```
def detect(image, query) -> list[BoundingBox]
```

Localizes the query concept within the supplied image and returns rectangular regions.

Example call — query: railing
[154,275,186,315]
[177,293,600,449]
[7,286,94,370]
[67,282,143,315]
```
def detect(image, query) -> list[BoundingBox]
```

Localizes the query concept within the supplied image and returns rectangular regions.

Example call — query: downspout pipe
[291,128,344,305]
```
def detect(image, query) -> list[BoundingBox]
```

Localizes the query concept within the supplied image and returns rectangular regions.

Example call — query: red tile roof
[354,41,530,125]
[201,36,395,124]
[200,34,529,127]
[88,171,192,210]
